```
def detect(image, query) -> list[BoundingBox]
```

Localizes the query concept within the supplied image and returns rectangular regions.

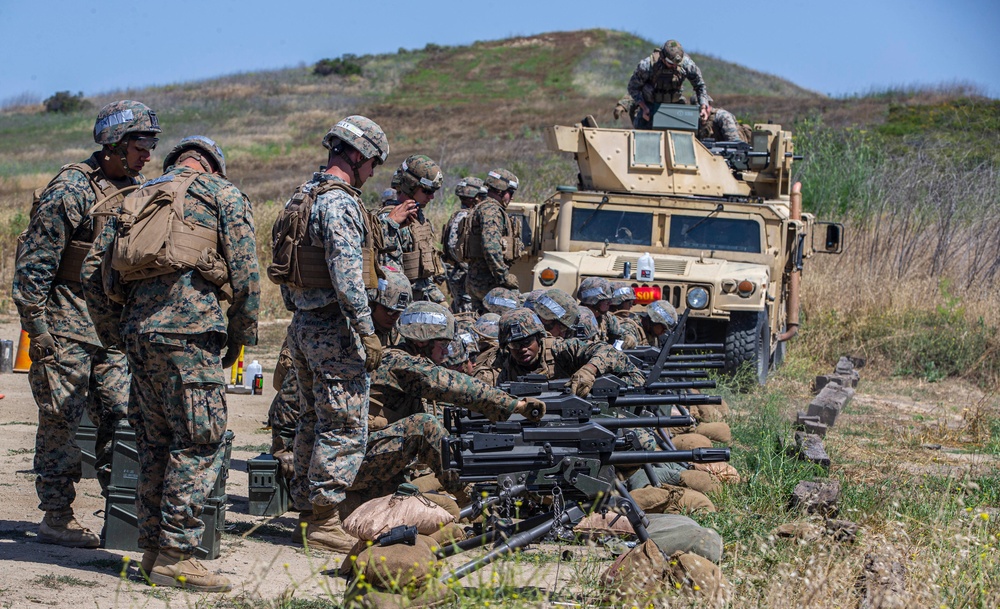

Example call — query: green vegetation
[43,91,91,114]
[313,55,363,77]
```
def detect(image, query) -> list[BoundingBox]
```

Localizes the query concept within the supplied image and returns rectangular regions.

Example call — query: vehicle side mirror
[812,222,844,254]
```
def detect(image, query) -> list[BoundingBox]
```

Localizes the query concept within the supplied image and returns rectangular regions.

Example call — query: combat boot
[291,510,311,545]
[38,508,100,548]
[139,550,159,575]
[149,548,232,592]
[303,502,357,553]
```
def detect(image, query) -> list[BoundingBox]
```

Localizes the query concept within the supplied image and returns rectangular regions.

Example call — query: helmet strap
[114,141,140,178]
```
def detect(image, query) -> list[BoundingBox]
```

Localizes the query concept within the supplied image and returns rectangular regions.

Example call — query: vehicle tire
[724,310,769,387]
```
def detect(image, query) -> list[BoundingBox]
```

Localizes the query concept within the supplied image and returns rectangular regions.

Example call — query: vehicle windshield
[668,214,762,253]
[570,208,653,246]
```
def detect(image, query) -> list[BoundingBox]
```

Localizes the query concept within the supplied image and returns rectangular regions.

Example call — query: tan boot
[304,503,357,553]
[140,550,158,575]
[291,511,311,545]
[149,548,232,592]
[38,509,100,548]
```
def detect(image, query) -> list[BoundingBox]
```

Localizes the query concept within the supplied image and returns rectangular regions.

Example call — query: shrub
[43,91,91,113]
[313,55,362,77]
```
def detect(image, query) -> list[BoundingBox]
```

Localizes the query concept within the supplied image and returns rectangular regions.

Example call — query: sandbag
[427,522,466,546]
[574,510,636,540]
[679,469,722,494]
[600,538,670,601]
[344,488,454,541]
[693,461,742,484]
[671,433,713,450]
[420,492,460,520]
[350,534,438,590]
[696,422,732,443]
[666,550,731,607]
[408,474,443,494]
[646,514,723,564]
[628,485,684,513]
[345,578,456,609]
[690,404,726,423]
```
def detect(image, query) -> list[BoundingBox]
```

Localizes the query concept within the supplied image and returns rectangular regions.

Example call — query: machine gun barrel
[643,380,716,391]
[608,392,721,407]
[606,447,730,466]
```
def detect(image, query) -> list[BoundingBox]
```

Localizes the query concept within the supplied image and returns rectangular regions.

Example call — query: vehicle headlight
[686,287,710,310]
[538,267,558,286]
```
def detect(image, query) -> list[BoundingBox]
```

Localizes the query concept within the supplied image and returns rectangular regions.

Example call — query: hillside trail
[0,316,990,608]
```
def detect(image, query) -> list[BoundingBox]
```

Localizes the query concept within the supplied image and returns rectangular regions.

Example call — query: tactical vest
[368,348,415,430]
[18,160,134,284]
[645,50,687,104]
[268,179,381,290]
[459,200,521,263]
[402,215,442,281]
[442,207,471,264]
[110,170,224,287]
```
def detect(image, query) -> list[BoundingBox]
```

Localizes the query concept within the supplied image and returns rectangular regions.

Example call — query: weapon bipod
[434,479,650,582]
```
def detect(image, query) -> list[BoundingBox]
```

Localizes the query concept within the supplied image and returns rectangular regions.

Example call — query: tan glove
[221,338,242,370]
[361,333,383,373]
[272,448,295,480]
[514,397,546,422]
[614,104,626,120]
[568,365,598,397]
[28,331,56,361]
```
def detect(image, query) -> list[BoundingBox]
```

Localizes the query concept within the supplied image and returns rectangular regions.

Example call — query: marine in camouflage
[465,169,520,310]
[442,177,484,313]
[13,153,136,518]
[87,162,259,554]
[627,43,710,129]
[700,106,745,143]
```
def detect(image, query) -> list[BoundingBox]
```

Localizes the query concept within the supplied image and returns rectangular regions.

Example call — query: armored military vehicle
[507,104,843,385]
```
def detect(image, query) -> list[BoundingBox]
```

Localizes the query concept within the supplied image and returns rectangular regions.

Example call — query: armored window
[630,131,664,169]
[510,212,532,248]
[570,207,653,246]
[668,214,762,253]
[668,132,697,169]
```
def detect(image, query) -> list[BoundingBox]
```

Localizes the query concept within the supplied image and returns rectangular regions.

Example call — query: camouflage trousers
[268,364,299,452]
[349,413,448,498]
[124,331,228,554]
[465,260,505,314]
[29,334,128,511]
[412,277,446,304]
[445,262,469,313]
[287,310,369,511]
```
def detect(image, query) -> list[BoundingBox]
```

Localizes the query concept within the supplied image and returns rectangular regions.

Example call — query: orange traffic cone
[13,330,32,372]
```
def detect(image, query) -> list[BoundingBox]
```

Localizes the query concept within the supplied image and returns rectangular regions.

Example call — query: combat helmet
[534,289,579,329]
[94,100,160,146]
[661,40,685,65]
[483,287,520,315]
[367,268,412,312]
[322,115,389,186]
[396,155,443,198]
[498,308,544,346]
[163,135,227,178]
[442,333,470,368]
[455,176,486,200]
[396,301,454,342]
[520,289,546,311]
[485,168,519,194]
[578,277,612,306]
[609,281,636,307]
[646,300,678,329]
[381,188,397,203]
[472,313,501,344]
[575,306,599,340]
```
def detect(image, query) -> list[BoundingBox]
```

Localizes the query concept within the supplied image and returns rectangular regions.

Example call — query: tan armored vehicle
[507,105,843,385]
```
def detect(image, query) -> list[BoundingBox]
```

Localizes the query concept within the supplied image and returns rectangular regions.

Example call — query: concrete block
[789,478,840,516]
[807,382,855,427]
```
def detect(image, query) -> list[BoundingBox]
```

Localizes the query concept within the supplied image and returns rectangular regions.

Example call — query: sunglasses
[131,136,159,152]
[420,186,439,196]
[508,336,537,350]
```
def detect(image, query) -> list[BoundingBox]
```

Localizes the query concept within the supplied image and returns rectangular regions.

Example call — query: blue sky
[1,0,997,102]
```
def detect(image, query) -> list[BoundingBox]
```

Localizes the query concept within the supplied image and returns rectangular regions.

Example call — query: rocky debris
[788,431,831,468]
[772,518,859,544]
[789,478,840,516]
[795,412,829,437]
[807,380,855,427]
[814,356,862,392]
[824,518,859,543]
[855,552,907,609]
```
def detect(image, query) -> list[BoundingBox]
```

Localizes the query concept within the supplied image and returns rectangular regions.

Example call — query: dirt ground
[0,317,594,609]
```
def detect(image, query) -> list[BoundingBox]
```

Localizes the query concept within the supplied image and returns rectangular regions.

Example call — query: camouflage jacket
[369,346,519,430]
[614,311,645,350]
[377,199,412,271]
[442,205,473,265]
[84,166,260,346]
[474,335,646,387]
[627,51,709,108]
[596,313,627,347]
[13,153,138,346]
[283,173,375,337]
[470,199,513,282]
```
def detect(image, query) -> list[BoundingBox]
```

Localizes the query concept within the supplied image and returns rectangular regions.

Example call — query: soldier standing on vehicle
[442,176,486,312]
[12,100,159,549]
[474,308,645,395]
[378,155,447,303]
[272,116,388,553]
[627,39,711,129]
[464,168,521,311]
[86,135,258,591]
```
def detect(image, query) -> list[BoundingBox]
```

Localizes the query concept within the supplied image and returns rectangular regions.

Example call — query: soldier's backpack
[268,179,382,289]
[455,201,523,263]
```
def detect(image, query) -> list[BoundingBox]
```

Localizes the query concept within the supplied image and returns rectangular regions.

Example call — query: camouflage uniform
[350,345,519,495]
[12,153,134,515]
[285,173,376,512]
[465,170,520,311]
[698,106,745,143]
[443,177,486,313]
[475,335,645,387]
[628,40,710,130]
[614,311,644,349]
[268,338,299,453]
[87,162,259,554]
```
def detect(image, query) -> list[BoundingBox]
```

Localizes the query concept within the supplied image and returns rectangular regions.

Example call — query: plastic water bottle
[637,253,655,281]
[244,360,262,391]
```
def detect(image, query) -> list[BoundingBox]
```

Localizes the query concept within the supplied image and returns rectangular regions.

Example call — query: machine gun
[703,139,770,172]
